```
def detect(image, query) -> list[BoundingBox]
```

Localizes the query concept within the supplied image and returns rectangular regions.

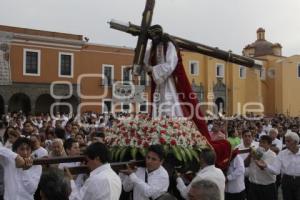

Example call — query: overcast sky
[1,0,299,56]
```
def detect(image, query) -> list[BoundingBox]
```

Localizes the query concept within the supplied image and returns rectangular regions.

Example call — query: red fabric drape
[149,46,231,170]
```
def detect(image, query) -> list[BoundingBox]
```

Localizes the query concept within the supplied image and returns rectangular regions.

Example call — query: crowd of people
[0,111,299,200]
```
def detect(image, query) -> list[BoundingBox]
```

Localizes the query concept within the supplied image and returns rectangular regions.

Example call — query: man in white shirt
[256,131,300,200]
[0,137,42,200]
[68,142,121,200]
[58,138,81,170]
[255,122,266,141]
[176,148,225,200]
[236,129,258,200]
[268,128,283,154]
[248,135,276,200]
[120,144,170,200]
[59,138,84,188]
[30,134,48,159]
[225,154,245,200]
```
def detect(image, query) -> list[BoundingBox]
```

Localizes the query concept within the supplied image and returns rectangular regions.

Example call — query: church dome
[243,28,282,57]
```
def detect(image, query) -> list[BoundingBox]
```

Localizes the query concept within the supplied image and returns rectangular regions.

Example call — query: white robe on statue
[144,41,183,118]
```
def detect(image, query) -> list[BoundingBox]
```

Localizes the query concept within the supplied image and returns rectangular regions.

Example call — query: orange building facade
[0,25,150,116]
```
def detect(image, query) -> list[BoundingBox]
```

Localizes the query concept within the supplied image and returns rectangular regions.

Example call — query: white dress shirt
[59,162,85,188]
[249,149,276,185]
[120,166,169,200]
[225,155,245,193]
[237,141,259,177]
[271,138,283,151]
[0,146,42,200]
[32,146,48,158]
[177,165,225,200]
[70,163,121,200]
[266,148,300,176]
[144,42,183,118]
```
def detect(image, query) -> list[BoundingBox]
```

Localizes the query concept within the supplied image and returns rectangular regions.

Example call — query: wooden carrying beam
[33,156,145,174]
[33,149,250,174]
[33,156,86,165]
[68,160,145,174]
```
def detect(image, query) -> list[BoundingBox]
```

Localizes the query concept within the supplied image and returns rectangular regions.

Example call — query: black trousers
[225,190,246,200]
[244,177,250,200]
[282,174,300,200]
[249,182,276,200]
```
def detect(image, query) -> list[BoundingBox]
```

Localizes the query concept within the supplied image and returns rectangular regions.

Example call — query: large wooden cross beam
[109,0,261,70]
[109,20,262,69]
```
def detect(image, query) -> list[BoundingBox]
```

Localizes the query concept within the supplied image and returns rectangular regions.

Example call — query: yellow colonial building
[182,28,300,116]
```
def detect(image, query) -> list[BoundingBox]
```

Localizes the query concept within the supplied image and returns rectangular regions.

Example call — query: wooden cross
[109,0,262,69]
[131,0,155,76]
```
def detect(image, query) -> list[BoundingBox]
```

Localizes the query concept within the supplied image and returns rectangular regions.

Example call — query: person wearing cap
[119,144,170,200]
[256,131,300,200]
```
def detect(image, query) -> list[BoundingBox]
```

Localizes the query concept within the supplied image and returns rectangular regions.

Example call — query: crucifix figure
[109,0,261,170]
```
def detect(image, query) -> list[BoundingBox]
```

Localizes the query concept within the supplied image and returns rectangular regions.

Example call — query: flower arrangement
[105,114,209,164]
[250,146,265,160]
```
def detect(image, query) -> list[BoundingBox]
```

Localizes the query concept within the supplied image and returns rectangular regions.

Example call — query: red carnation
[160,130,167,135]
[170,139,177,146]
[137,139,142,145]
[125,138,130,144]
[159,137,166,144]
[143,142,149,148]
